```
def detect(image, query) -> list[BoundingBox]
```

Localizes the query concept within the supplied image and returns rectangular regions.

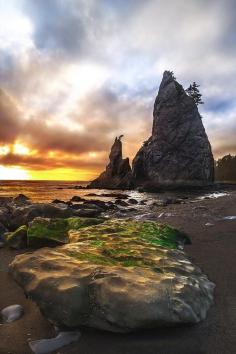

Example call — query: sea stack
[89,136,133,189]
[132,71,214,189]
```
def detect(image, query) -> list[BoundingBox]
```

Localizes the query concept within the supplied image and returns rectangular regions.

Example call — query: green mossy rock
[69,219,191,267]
[6,225,28,249]
[10,219,214,333]
[27,217,105,247]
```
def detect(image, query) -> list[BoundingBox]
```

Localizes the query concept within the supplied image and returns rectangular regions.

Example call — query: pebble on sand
[1,304,24,323]
[29,331,81,354]
[205,222,214,227]
[222,216,236,220]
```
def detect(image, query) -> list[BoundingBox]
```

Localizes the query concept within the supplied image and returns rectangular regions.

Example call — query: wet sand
[0,190,236,354]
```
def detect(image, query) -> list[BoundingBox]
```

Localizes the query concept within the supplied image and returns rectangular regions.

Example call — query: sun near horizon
[0,162,98,181]
[0,166,96,181]
[0,142,100,181]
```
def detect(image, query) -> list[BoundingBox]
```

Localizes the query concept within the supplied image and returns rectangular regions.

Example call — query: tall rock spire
[132,71,214,189]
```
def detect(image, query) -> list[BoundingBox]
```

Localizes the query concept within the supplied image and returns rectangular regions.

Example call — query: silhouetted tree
[215,154,236,181]
[166,70,176,80]
[186,82,204,105]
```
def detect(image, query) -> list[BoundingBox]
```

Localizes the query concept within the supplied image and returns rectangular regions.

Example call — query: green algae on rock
[10,219,214,333]
[27,216,105,247]
[69,219,191,250]
[66,220,191,268]
[6,225,28,249]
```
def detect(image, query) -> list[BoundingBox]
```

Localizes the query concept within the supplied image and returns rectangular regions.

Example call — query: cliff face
[89,136,133,189]
[132,71,214,188]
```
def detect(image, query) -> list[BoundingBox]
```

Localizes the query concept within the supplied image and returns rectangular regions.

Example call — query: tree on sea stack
[166,70,176,80]
[185,82,204,105]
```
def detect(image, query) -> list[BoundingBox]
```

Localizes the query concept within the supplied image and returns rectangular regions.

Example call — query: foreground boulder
[89,136,133,189]
[10,220,214,332]
[132,71,214,189]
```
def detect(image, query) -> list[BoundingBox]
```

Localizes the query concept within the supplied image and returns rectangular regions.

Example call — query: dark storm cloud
[22,0,146,60]
[0,84,151,166]
[0,89,23,142]
[23,0,88,57]
[0,152,105,171]
[26,82,153,157]
[0,86,110,155]
[21,0,115,62]
[23,117,111,154]
[71,84,153,151]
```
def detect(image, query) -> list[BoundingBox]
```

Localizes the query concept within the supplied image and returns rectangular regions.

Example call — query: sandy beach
[0,189,236,354]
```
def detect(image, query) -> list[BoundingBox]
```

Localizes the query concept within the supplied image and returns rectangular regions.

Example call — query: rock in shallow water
[10,220,214,333]
[13,194,30,204]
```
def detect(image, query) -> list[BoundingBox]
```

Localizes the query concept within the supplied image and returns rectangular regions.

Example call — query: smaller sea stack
[89,136,133,189]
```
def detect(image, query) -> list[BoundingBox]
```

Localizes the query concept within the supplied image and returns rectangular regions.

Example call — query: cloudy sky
[0,0,235,180]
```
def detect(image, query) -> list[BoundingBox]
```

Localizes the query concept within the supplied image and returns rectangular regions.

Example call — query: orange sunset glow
[0,141,104,180]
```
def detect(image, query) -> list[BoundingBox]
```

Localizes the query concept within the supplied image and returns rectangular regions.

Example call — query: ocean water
[0,180,90,203]
[0,180,144,203]
[0,180,228,205]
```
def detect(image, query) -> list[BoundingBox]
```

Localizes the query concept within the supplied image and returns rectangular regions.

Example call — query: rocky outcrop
[89,136,133,189]
[10,219,215,333]
[132,71,214,189]
[5,225,28,249]
[9,203,74,230]
[27,216,104,247]
[3,217,104,249]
